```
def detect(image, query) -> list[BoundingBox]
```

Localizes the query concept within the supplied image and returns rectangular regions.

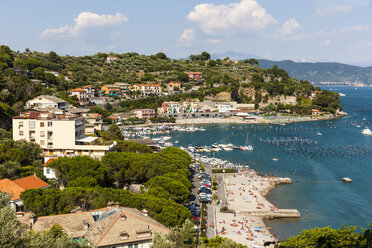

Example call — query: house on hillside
[106,56,118,63]
[184,71,202,81]
[134,109,156,119]
[0,175,50,211]
[133,84,162,97]
[18,205,169,248]
[167,81,181,92]
[25,95,68,110]
[68,88,88,105]
[81,85,95,98]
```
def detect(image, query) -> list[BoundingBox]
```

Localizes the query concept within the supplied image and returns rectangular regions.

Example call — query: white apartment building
[133,84,162,96]
[25,95,68,110]
[13,112,115,159]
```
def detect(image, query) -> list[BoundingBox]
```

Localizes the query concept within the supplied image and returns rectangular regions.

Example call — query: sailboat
[240,133,253,151]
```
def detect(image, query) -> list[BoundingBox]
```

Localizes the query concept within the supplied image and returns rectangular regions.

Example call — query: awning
[15,201,24,207]
[76,136,98,143]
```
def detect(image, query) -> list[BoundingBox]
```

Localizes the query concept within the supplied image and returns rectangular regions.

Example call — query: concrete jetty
[240,209,301,218]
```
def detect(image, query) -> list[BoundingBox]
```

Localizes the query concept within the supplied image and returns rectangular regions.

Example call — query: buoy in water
[342,177,352,183]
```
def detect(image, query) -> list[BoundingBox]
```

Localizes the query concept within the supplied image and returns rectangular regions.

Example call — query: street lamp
[194,225,199,248]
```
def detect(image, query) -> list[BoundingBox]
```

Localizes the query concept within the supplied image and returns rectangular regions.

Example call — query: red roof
[135,84,161,87]
[13,175,49,190]
[28,112,40,119]
[82,85,94,88]
[43,158,57,167]
[69,88,86,92]
[108,115,119,120]
[0,176,49,201]
[184,71,201,74]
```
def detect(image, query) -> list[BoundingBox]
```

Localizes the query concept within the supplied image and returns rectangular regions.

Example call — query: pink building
[184,71,202,81]
[134,109,156,119]
[68,88,87,105]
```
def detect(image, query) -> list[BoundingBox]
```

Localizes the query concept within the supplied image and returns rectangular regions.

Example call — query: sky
[1,0,372,66]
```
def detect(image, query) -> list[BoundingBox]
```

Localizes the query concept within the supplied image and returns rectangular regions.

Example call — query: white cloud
[321,40,333,46]
[279,18,301,36]
[316,5,353,16]
[178,28,196,46]
[187,0,276,34]
[41,12,128,39]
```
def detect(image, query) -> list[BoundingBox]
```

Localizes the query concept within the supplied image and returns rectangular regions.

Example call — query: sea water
[168,87,372,239]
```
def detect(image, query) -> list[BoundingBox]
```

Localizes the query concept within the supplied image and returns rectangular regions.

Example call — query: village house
[133,109,156,119]
[236,103,256,113]
[311,91,323,97]
[18,205,169,248]
[133,84,162,97]
[184,71,202,81]
[106,56,118,63]
[68,88,88,105]
[101,84,121,97]
[81,85,95,98]
[12,112,116,159]
[81,112,103,135]
[0,175,50,211]
[25,95,68,110]
[167,81,181,92]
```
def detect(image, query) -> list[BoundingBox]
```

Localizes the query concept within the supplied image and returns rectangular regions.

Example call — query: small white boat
[339,93,346,96]
[317,132,322,136]
[272,158,279,161]
[342,177,352,183]
[362,127,372,136]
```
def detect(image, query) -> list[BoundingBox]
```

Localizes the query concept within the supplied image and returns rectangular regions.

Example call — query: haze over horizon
[1,0,372,66]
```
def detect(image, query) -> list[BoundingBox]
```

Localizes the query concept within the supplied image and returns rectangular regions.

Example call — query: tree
[178,72,189,82]
[104,124,124,140]
[114,140,153,154]
[48,156,109,187]
[0,161,21,179]
[276,225,371,248]
[200,51,211,61]
[5,148,24,163]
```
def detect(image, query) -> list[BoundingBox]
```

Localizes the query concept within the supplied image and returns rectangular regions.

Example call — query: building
[133,84,162,96]
[311,91,323,97]
[0,175,50,211]
[12,112,115,158]
[68,88,88,105]
[236,104,255,113]
[82,113,103,135]
[43,157,57,179]
[81,85,95,98]
[167,81,181,92]
[101,84,121,97]
[18,206,169,248]
[184,71,202,81]
[134,109,156,119]
[106,56,118,63]
[115,82,130,96]
[25,95,68,110]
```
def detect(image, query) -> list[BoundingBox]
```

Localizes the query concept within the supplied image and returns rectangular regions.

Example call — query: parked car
[199,195,212,203]
[189,201,200,208]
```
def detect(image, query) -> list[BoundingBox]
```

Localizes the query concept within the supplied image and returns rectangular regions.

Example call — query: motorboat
[342,177,352,183]
[362,127,372,136]
[317,132,322,136]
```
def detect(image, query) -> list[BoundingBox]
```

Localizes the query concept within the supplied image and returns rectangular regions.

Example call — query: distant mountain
[258,59,372,85]
[211,50,259,61]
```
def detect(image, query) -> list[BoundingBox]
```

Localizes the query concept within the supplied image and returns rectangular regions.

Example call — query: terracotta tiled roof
[0,179,25,200]
[184,71,201,74]
[43,158,57,167]
[28,112,40,119]
[82,85,94,88]
[108,116,119,120]
[135,84,161,87]
[13,175,49,190]
[69,88,86,92]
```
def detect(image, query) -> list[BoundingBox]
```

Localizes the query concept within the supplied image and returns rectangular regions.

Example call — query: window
[19,131,24,136]
[40,122,44,127]
[46,168,50,174]
[48,122,52,127]
[19,122,24,128]
[29,121,35,129]
[40,140,45,145]
[40,131,45,137]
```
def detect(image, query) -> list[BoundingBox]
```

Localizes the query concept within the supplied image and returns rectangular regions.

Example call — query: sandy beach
[214,171,298,248]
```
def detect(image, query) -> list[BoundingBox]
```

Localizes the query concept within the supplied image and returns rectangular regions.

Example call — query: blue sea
[168,87,372,239]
